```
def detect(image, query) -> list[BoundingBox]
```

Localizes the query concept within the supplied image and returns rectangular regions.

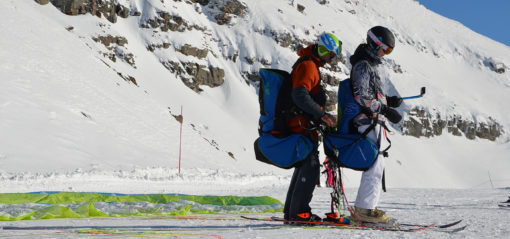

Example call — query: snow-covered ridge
[0,167,290,194]
[34,0,508,142]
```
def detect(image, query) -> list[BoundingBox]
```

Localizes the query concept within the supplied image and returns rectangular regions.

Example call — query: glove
[361,106,373,117]
[381,105,403,124]
[321,113,337,128]
[386,96,403,108]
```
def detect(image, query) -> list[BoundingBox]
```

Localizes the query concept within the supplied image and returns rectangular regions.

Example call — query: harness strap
[272,56,313,136]
[382,169,386,192]
[376,120,390,192]
[379,121,392,157]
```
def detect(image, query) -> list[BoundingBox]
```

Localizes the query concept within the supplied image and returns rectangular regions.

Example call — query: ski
[242,216,467,233]
[400,219,463,228]
[270,216,462,229]
[241,216,435,232]
[498,204,510,208]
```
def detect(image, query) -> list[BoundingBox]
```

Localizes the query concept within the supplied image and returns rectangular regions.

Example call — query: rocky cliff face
[35,0,505,141]
[46,0,129,22]
[402,107,503,141]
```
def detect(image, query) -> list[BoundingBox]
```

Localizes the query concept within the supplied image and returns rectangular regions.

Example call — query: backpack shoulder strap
[290,56,313,76]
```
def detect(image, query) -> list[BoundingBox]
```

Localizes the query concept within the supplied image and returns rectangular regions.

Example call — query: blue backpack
[253,66,314,169]
[323,79,380,171]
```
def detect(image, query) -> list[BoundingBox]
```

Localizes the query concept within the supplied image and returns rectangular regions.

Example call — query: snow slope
[1,0,510,193]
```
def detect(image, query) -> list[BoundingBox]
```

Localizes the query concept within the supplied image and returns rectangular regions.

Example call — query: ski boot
[324,212,351,224]
[289,212,322,226]
[352,206,393,224]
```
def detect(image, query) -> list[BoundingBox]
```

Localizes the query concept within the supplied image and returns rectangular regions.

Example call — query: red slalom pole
[179,105,183,176]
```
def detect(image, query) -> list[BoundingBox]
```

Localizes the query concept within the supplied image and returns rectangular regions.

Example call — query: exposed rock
[324,56,346,73]
[146,45,156,52]
[48,0,129,23]
[242,71,260,84]
[141,11,206,32]
[228,152,235,159]
[117,72,138,86]
[161,61,182,74]
[260,58,272,66]
[266,30,312,52]
[50,0,89,15]
[227,51,239,62]
[383,58,404,73]
[171,113,183,124]
[213,0,248,25]
[244,57,255,65]
[322,74,340,86]
[178,44,209,59]
[345,0,359,5]
[190,0,210,5]
[476,121,503,140]
[93,35,135,67]
[393,63,403,73]
[325,90,337,112]
[115,4,129,18]
[484,57,506,74]
[161,61,225,92]
[222,0,247,16]
[402,107,503,141]
[296,4,305,13]
[184,63,225,91]
[160,12,184,32]
[214,14,230,25]
[146,42,172,52]
[35,0,50,5]
[81,111,92,119]
[93,35,128,47]
[114,48,135,67]
[276,32,294,48]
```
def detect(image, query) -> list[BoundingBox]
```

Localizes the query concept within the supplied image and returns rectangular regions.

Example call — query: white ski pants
[355,124,386,210]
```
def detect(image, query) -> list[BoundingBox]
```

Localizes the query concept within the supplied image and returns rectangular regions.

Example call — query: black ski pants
[283,149,320,219]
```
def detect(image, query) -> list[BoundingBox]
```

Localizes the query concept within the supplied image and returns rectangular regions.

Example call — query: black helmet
[367,26,395,54]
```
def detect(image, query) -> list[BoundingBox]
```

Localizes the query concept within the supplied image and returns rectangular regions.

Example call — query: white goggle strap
[368,30,390,51]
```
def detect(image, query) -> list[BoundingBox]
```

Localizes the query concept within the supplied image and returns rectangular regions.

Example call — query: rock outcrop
[43,0,130,23]
[402,107,503,141]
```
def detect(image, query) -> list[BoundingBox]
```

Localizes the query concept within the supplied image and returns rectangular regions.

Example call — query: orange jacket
[291,45,325,95]
[288,45,325,137]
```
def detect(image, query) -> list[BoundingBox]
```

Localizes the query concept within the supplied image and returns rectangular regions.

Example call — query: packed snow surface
[1,187,509,238]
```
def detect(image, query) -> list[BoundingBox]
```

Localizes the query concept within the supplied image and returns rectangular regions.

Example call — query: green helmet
[317,32,342,57]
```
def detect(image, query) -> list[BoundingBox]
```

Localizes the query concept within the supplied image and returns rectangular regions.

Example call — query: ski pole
[402,87,426,100]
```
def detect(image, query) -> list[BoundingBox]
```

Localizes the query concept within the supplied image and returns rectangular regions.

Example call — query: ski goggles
[317,42,342,58]
[368,30,393,54]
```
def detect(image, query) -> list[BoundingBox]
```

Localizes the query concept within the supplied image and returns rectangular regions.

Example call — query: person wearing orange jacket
[283,33,340,224]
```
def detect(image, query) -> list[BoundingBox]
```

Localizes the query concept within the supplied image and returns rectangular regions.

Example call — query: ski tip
[448,225,468,233]
[438,219,462,228]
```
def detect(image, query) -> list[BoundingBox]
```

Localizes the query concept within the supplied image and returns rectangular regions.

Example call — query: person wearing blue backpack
[253,33,340,223]
[282,32,340,224]
[347,26,403,224]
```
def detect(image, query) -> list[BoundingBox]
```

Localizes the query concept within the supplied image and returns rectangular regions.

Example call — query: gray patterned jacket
[351,59,387,124]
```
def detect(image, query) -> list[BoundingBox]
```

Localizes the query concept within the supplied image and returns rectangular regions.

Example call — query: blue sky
[416,0,510,47]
